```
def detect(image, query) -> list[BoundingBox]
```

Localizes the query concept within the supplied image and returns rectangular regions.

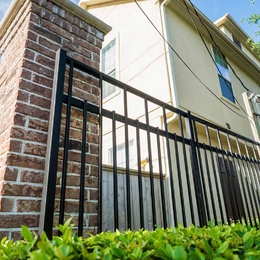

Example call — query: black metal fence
[42,49,260,238]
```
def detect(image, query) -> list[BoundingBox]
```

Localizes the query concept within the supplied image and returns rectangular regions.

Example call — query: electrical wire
[133,0,247,119]
[182,0,253,119]
[188,0,252,94]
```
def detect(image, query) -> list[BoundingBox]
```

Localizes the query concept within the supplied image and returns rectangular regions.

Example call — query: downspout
[160,0,179,123]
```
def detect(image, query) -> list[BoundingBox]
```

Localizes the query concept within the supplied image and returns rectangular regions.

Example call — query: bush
[1,219,260,259]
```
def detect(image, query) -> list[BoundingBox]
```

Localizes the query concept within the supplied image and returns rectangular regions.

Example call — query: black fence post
[186,111,207,226]
[39,49,67,239]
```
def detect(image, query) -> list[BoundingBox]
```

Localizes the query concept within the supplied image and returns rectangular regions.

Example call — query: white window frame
[213,46,235,103]
[109,139,135,168]
[101,37,120,101]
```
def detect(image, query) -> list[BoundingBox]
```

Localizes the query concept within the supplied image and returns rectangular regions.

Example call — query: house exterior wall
[0,0,110,239]
[84,0,172,106]
[165,5,260,140]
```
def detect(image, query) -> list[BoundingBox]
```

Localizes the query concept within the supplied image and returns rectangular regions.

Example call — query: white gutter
[160,0,179,122]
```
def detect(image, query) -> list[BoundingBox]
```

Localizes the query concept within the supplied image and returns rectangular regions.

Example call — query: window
[109,140,135,168]
[232,35,242,50]
[101,39,116,99]
[213,46,235,103]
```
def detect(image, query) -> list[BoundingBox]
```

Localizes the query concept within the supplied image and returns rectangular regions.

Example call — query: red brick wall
[0,0,110,239]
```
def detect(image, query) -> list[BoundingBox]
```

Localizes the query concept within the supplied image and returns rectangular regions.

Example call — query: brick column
[0,0,110,239]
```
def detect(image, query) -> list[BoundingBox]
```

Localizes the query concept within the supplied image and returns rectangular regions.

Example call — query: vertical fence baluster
[156,128,167,228]
[216,129,237,224]
[78,100,88,236]
[124,86,131,229]
[192,119,210,222]
[42,49,67,239]
[98,75,103,233]
[215,148,230,223]
[136,120,144,228]
[203,143,217,223]
[235,137,253,226]
[174,133,186,226]
[243,140,260,226]
[205,125,224,224]
[226,134,245,224]
[187,111,206,226]
[59,60,74,229]
[178,113,195,224]
[163,106,177,226]
[144,97,156,228]
[112,111,119,230]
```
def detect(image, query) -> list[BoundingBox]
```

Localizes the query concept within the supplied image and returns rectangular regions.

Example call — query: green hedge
[1,219,260,259]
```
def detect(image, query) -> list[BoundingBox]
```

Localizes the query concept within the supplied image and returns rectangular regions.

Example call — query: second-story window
[232,35,242,50]
[213,46,235,103]
[101,39,116,99]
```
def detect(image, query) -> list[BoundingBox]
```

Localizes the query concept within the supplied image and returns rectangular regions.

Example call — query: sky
[0,0,259,39]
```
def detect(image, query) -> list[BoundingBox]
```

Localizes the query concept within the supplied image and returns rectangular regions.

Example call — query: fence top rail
[62,49,260,147]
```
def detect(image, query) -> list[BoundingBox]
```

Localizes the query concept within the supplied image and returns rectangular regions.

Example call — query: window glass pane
[101,39,116,74]
[101,39,116,99]
[216,63,231,81]
[218,75,235,103]
[109,140,135,168]
[213,46,228,69]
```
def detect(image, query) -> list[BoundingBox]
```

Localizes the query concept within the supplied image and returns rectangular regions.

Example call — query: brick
[89,189,98,201]
[24,143,46,156]
[20,170,44,183]
[90,144,99,155]
[88,215,98,226]
[0,198,14,212]
[13,114,26,127]
[0,231,9,240]
[85,202,98,213]
[6,154,45,170]
[27,30,38,43]
[11,127,48,143]
[11,231,23,241]
[90,166,98,177]
[86,134,99,144]
[28,118,48,132]
[2,183,42,197]
[22,59,53,78]
[0,214,39,228]
[33,24,62,44]
[30,95,51,109]
[55,187,88,200]
[20,68,32,80]
[4,168,18,181]
[32,74,53,88]
[41,19,71,41]
[25,39,56,59]
[85,177,98,188]
[16,102,49,120]
[9,140,22,153]
[86,154,99,165]
[17,89,29,102]
[17,200,41,212]
[19,79,52,98]
[35,54,55,69]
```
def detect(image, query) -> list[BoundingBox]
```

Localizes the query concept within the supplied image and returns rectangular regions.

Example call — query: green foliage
[1,220,260,259]
[242,1,260,56]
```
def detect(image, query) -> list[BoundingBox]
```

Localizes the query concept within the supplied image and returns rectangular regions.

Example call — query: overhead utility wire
[133,0,247,119]
[187,0,252,94]
[182,0,252,119]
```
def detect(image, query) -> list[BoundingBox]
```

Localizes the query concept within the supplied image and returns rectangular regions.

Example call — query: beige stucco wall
[165,6,260,140]
[81,0,172,109]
